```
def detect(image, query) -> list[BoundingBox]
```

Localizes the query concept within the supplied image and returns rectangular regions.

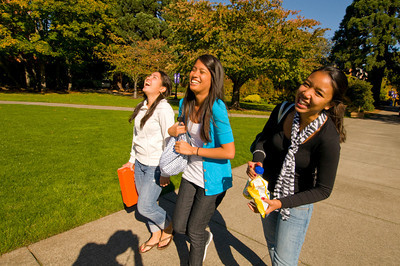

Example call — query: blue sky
[214,0,353,39]
[281,0,353,39]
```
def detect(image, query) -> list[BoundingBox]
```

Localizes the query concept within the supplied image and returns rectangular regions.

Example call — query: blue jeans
[134,160,169,233]
[173,178,225,266]
[262,204,314,266]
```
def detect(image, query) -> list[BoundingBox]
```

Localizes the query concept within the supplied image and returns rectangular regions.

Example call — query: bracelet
[196,147,199,156]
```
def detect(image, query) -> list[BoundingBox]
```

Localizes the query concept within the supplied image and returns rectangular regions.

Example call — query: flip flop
[157,234,173,250]
[139,240,159,254]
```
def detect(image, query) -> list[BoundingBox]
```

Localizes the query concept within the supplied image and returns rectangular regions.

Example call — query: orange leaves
[100,39,172,80]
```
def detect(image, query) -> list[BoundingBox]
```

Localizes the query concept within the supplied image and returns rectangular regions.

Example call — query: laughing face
[189,59,212,96]
[295,71,334,120]
[142,72,165,97]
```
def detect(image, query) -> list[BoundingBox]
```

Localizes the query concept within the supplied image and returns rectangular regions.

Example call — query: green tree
[0,0,116,91]
[346,76,375,112]
[0,0,56,90]
[164,0,328,108]
[100,0,173,93]
[113,0,171,41]
[331,0,400,105]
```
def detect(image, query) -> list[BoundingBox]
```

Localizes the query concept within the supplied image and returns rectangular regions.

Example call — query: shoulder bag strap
[277,101,294,124]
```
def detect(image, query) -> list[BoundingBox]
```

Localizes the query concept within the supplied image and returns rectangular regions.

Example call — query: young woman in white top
[121,71,175,253]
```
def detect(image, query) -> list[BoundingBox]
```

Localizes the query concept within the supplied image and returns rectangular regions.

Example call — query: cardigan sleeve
[212,99,234,144]
[252,103,282,163]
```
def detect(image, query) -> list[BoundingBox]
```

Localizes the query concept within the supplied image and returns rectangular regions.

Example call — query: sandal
[157,234,173,250]
[139,240,159,254]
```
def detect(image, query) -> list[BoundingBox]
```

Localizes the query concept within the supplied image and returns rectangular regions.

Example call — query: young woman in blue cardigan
[168,54,235,265]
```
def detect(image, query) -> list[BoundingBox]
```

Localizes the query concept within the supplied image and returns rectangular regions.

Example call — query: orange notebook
[117,167,138,207]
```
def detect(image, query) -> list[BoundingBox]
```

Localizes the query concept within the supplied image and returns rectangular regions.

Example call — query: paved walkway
[1,101,399,265]
[0,101,269,118]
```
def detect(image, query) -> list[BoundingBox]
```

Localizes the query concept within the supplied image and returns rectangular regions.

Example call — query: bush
[346,76,375,112]
[242,94,262,103]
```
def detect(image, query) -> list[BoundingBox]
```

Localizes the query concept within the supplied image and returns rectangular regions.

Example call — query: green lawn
[0,103,266,254]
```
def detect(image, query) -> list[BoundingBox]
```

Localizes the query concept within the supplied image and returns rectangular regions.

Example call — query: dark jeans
[173,178,226,266]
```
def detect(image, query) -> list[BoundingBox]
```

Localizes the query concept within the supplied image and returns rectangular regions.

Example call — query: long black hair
[313,66,348,143]
[182,54,225,143]
[129,71,172,128]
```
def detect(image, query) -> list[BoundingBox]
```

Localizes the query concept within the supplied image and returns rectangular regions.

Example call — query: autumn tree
[97,0,174,94]
[164,0,328,108]
[331,0,400,105]
[100,37,172,98]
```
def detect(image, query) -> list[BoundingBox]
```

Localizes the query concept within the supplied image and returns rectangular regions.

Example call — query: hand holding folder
[117,167,138,207]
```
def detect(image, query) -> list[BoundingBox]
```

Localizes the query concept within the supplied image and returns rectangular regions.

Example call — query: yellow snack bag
[245,166,270,218]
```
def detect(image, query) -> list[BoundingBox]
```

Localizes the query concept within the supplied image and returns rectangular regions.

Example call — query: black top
[252,103,341,208]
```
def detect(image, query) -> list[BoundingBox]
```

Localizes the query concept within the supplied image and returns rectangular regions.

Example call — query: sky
[281,0,353,39]
[215,0,354,40]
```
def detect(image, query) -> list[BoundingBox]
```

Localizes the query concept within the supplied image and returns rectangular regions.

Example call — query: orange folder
[117,167,138,207]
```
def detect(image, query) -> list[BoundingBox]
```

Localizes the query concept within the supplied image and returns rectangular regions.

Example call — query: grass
[0,103,266,254]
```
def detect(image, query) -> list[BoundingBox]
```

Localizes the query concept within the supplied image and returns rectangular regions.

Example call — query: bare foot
[158,223,173,249]
[140,231,161,253]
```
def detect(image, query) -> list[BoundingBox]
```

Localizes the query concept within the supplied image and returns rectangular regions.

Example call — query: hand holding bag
[159,117,192,176]
[117,167,138,207]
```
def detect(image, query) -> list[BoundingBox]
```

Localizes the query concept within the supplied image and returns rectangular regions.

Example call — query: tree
[0,0,116,91]
[164,0,328,108]
[331,0,400,105]
[100,37,172,98]
[0,0,56,91]
[113,0,171,41]
[99,0,173,93]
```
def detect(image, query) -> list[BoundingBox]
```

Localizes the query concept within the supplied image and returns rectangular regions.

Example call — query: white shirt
[182,120,204,188]
[129,99,175,168]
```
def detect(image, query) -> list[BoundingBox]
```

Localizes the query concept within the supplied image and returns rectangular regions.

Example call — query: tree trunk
[56,63,61,91]
[117,81,123,90]
[369,67,385,106]
[67,66,72,92]
[133,78,138,99]
[23,64,31,89]
[31,63,37,90]
[39,60,46,93]
[230,80,244,109]
[116,73,124,91]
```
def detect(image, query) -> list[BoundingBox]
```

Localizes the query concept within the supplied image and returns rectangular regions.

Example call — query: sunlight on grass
[0,104,267,254]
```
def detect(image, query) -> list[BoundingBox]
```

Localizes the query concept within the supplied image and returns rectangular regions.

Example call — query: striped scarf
[273,111,327,220]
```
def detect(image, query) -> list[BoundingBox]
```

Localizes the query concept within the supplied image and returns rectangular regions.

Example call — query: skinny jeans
[173,178,225,266]
[262,204,313,266]
[134,160,169,233]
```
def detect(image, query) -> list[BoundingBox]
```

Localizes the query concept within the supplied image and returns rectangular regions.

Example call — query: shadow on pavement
[159,192,266,265]
[72,230,143,266]
[365,107,400,124]
[210,211,267,266]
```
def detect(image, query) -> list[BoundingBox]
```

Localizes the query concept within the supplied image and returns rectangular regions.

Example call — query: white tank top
[182,120,204,188]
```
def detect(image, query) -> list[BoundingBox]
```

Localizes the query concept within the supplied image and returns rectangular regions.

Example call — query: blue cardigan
[179,99,234,195]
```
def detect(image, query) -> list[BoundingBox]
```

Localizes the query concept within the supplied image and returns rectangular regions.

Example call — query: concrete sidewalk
[1,107,399,265]
[0,100,269,118]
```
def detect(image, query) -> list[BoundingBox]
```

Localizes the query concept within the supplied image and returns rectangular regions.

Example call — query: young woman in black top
[246,66,348,265]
